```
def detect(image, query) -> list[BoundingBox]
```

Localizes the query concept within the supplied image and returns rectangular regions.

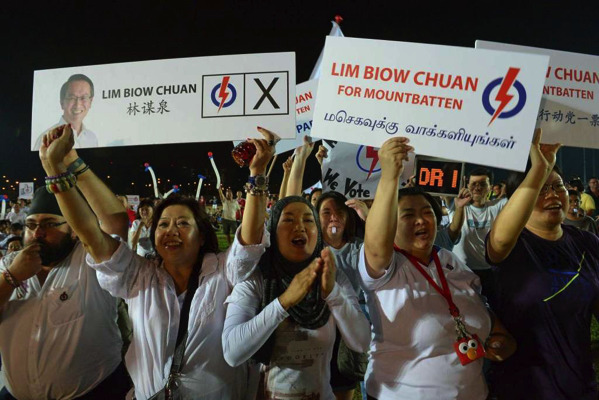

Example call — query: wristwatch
[246,174,269,196]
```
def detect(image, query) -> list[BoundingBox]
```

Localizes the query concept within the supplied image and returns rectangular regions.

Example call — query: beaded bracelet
[3,270,28,300]
[45,172,77,194]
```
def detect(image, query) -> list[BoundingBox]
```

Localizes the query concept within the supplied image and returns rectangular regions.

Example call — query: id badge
[454,334,486,366]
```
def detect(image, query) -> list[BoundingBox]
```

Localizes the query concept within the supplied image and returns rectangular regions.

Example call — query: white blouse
[222,264,370,400]
[87,228,269,400]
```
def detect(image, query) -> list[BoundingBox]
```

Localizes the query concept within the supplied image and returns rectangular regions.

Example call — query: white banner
[476,40,599,149]
[126,195,140,212]
[18,183,34,200]
[311,37,549,172]
[321,140,415,199]
[32,53,296,150]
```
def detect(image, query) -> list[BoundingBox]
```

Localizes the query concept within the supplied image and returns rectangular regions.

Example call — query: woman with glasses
[486,129,599,400]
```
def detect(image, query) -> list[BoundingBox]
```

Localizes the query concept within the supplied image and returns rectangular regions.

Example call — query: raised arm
[40,125,119,262]
[64,149,128,240]
[364,138,412,277]
[487,129,561,263]
[240,127,275,245]
[448,186,471,242]
[285,136,314,196]
[278,156,293,199]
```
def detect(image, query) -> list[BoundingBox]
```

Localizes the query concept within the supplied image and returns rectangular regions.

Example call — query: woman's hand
[320,247,336,299]
[295,135,315,162]
[346,198,369,221]
[278,258,322,310]
[315,145,328,166]
[378,137,413,180]
[248,127,276,176]
[282,156,293,174]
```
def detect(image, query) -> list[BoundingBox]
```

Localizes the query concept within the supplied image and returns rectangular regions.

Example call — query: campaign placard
[18,182,34,200]
[321,140,414,199]
[233,79,318,155]
[126,195,140,211]
[476,40,599,149]
[311,37,549,172]
[32,53,296,150]
[414,157,465,196]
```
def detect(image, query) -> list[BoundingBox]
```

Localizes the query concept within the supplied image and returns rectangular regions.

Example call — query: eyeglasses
[468,182,488,189]
[64,95,92,103]
[25,221,67,231]
[539,182,567,196]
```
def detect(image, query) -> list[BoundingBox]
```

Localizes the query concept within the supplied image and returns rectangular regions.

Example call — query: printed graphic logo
[482,67,527,126]
[202,72,289,118]
[210,76,237,113]
[356,145,381,180]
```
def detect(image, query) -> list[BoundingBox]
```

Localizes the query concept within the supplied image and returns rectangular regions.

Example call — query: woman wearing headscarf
[486,129,599,399]
[38,125,276,399]
[360,137,516,400]
[222,194,370,399]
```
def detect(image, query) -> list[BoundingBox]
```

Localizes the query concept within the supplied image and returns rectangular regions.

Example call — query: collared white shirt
[0,242,123,400]
[87,228,269,400]
[6,211,27,225]
[33,117,99,150]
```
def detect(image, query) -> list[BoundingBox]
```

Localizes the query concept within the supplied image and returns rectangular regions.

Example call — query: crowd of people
[0,124,597,400]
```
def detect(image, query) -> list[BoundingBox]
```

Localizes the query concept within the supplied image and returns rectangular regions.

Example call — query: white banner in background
[18,183,34,199]
[32,53,296,150]
[311,36,549,172]
[321,140,415,199]
[477,40,599,149]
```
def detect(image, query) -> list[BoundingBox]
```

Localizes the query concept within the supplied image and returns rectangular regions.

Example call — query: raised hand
[315,145,328,166]
[248,126,276,176]
[295,135,315,162]
[378,137,413,179]
[40,124,75,171]
[455,178,472,208]
[320,247,336,299]
[278,258,322,310]
[530,128,561,177]
[282,156,293,174]
[345,198,369,221]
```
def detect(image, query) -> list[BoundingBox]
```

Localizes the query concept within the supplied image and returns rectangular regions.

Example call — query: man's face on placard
[61,80,93,127]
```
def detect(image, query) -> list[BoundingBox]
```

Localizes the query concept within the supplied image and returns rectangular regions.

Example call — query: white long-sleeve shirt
[222,265,370,400]
[86,228,269,400]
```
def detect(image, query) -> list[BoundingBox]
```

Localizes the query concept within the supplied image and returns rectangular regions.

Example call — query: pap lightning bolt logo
[365,146,379,180]
[217,76,231,113]
[482,67,527,126]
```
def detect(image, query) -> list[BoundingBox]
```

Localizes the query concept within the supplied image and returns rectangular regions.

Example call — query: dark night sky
[1,3,598,200]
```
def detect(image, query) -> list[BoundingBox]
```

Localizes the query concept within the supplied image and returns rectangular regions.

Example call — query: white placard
[311,37,549,172]
[32,53,296,150]
[233,79,318,155]
[476,40,599,149]
[321,140,415,199]
[18,183,34,200]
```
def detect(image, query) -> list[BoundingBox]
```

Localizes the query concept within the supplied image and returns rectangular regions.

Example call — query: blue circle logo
[211,82,237,110]
[482,68,527,125]
[356,145,381,174]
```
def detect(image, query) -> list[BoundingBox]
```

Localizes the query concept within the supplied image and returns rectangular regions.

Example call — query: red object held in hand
[231,141,257,167]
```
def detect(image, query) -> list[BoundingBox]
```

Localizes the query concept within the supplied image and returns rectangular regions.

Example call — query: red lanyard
[396,247,460,318]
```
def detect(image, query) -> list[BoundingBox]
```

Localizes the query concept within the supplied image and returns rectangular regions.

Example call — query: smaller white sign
[321,140,414,199]
[126,195,140,211]
[18,183,34,199]
[476,40,599,149]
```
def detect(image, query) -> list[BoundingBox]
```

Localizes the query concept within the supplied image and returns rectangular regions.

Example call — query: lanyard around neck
[397,248,460,318]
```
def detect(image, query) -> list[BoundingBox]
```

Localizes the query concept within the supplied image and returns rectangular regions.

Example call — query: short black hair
[10,223,23,233]
[568,179,584,192]
[568,189,581,199]
[469,167,493,184]
[136,199,155,220]
[315,191,357,243]
[397,187,443,227]
[505,159,564,199]
[149,195,218,258]
[6,236,22,247]
[60,74,95,102]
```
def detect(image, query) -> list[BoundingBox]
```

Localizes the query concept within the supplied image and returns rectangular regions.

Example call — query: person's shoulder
[563,223,599,244]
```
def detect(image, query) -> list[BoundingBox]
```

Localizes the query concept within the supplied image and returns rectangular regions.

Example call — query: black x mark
[253,77,280,110]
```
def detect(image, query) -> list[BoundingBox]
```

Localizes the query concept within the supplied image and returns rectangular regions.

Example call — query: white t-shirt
[33,117,99,150]
[128,219,154,257]
[222,267,370,400]
[0,242,122,400]
[358,246,491,400]
[6,211,26,225]
[222,199,240,221]
[450,198,507,271]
